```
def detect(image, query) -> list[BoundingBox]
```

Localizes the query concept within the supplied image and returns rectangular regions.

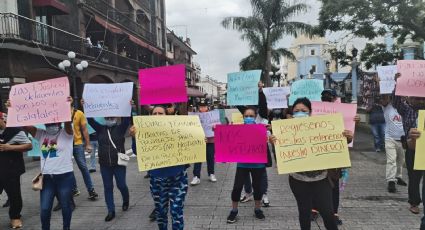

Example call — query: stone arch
[89,75,114,83]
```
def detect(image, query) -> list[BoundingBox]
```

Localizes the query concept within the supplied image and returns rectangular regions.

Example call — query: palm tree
[222,0,312,86]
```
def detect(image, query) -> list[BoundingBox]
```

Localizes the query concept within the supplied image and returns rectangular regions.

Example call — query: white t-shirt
[35,128,74,175]
[383,104,405,140]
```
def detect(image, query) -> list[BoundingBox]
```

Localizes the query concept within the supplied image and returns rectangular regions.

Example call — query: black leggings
[289,176,338,230]
[231,167,265,202]
[0,175,22,219]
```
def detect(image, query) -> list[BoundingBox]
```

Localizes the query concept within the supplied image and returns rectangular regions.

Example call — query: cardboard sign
[83,82,133,118]
[414,110,425,170]
[396,60,425,97]
[231,113,244,124]
[227,70,261,105]
[272,114,351,174]
[215,124,267,163]
[139,64,187,105]
[289,79,324,105]
[133,116,206,171]
[189,110,221,137]
[7,77,71,127]
[263,87,290,109]
[312,101,357,147]
[377,65,397,94]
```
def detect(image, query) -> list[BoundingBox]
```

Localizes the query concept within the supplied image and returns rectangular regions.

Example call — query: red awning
[94,16,123,34]
[129,35,163,55]
[187,87,205,97]
[33,0,70,15]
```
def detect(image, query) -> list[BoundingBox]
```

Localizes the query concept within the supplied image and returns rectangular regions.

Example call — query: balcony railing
[82,0,155,45]
[0,13,150,72]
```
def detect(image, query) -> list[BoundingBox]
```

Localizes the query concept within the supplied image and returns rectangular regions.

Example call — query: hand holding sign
[7,77,71,127]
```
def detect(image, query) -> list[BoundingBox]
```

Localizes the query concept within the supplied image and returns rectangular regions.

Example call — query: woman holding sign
[130,105,188,230]
[270,97,353,230]
[227,107,268,224]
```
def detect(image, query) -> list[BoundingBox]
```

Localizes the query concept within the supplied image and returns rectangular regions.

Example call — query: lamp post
[324,61,331,89]
[58,51,89,109]
[350,47,359,103]
[269,71,282,87]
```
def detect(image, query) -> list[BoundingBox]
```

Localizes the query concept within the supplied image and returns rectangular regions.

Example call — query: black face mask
[321,96,333,102]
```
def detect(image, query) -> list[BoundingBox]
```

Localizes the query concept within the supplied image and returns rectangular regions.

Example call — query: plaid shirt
[392,94,418,137]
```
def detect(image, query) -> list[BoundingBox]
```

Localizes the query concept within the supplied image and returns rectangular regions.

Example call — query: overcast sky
[165,0,369,82]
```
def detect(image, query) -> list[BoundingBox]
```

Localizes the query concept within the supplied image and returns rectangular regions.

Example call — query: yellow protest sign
[232,113,244,124]
[414,110,425,170]
[133,115,206,171]
[271,114,351,174]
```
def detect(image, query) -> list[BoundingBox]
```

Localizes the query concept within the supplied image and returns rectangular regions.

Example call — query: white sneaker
[262,194,270,207]
[240,193,254,203]
[209,174,217,182]
[190,176,201,186]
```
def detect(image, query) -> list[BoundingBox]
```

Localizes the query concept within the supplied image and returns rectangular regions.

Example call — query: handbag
[32,155,48,191]
[107,129,130,166]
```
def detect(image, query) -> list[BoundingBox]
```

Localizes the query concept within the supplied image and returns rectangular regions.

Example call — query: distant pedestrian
[367,96,386,152]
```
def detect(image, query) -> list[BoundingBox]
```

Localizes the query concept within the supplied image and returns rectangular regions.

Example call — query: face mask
[292,111,309,118]
[105,119,117,127]
[46,126,60,135]
[244,117,256,124]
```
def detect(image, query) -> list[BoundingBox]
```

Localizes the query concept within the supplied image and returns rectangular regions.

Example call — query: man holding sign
[270,97,353,230]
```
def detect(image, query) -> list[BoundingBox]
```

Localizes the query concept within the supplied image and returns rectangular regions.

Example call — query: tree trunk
[264,31,272,87]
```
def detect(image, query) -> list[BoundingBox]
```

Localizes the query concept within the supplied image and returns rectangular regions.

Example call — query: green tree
[222,0,312,86]
[315,0,425,41]
[360,43,402,69]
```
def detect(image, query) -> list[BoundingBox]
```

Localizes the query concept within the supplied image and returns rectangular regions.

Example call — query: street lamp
[58,51,89,109]
[324,61,331,89]
[270,71,282,87]
[350,47,359,103]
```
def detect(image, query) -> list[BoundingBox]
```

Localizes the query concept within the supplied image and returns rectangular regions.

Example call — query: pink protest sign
[396,60,425,97]
[312,102,357,147]
[139,64,187,105]
[7,77,71,127]
[215,124,268,163]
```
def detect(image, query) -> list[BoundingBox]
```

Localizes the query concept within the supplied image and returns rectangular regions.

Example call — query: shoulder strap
[107,129,118,151]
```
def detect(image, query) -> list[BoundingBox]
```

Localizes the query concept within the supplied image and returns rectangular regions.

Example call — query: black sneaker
[122,201,129,211]
[334,215,342,225]
[254,209,265,220]
[144,174,150,179]
[53,202,62,212]
[105,212,115,222]
[73,189,80,197]
[227,210,238,224]
[149,209,156,221]
[388,181,396,193]
[88,189,99,201]
[89,169,96,173]
[396,177,407,186]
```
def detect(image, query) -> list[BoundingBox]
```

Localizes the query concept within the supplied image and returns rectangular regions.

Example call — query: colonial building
[0,0,167,110]
[197,76,224,105]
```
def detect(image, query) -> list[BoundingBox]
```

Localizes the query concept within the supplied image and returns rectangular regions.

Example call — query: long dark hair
[292,97,312,112]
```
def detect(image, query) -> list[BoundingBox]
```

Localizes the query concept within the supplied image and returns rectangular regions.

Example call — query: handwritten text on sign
[189,110,221,137]
[271,114,351,174]
[215,124,267,163]
[83,82,133,118]
[7,77,71,127]
[289,79,324,105]
[377,65,397,94]
[139,64,187,105]
[312,101,357,147]
[414,110,425,170]
[227,70,261,106]
[396,60,425,97]
[134,116,206,171]
[263,87,290,109]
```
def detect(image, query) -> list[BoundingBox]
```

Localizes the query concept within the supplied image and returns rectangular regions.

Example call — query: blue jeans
[100,165,129,213]
[40,172,74,230]
[370,123,386,150]
[73,144,94,192]
[243,169,268,195]
[193,143,215,178]
[89,141,98,170]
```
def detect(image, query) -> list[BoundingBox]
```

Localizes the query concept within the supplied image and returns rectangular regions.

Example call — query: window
[310,49,316,56]
[311,65,316,73]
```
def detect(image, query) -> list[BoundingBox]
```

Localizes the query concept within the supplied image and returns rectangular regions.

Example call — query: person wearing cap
[321,89,338,103]
[191,98,217,185]
[0,112,32,229]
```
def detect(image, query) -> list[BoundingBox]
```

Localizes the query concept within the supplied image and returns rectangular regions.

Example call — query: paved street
[0,126,422,230]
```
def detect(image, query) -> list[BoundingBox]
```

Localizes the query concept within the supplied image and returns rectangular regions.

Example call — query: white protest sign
[263,87,290,109]
[189,110,221,137]
[377,65,397,94]
[83,82,133,117]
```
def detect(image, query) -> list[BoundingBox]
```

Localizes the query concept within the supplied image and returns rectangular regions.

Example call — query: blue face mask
[244,117,256,124]
[292,111,309,118]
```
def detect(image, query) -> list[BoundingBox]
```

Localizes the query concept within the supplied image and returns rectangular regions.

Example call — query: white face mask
[46,126,60,135]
